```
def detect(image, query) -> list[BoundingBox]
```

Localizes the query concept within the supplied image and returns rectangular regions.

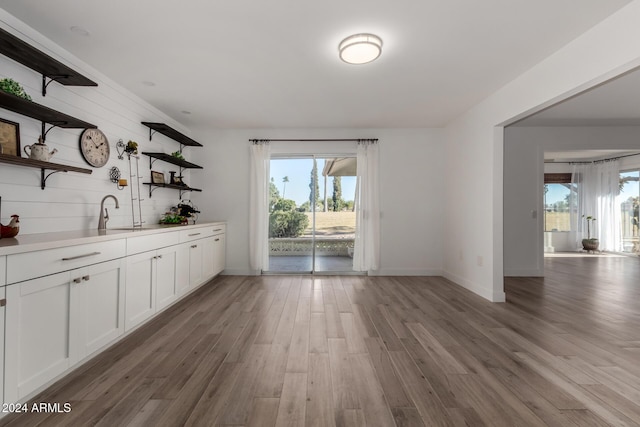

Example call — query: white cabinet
[213,233,226,277]
[201,234,226,279]
[4,258,125,403]
[77,259,125,359]
[0,222,224,406]
[125,244,185,331]
[156,244,184,311]
[188,241,204,288]
[187,231,226,290]
[202,237,215,280]
[125,251,156,331]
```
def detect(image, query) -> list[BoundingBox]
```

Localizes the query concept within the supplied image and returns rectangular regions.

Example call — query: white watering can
[24,138,57,161]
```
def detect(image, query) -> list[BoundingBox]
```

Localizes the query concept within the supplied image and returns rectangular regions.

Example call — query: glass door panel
[314,157,356,272]
[267,158,314,272]
[619,170,639,254]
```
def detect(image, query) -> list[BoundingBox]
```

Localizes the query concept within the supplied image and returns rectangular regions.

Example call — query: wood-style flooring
[2,254,640,426]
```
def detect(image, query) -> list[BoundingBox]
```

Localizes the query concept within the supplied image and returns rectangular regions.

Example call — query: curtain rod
[249,138,378,143]
[544,152,640,164]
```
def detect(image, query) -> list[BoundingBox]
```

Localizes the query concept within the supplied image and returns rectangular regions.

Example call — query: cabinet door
[201,237,215,281]
[5,270,78,402]
[77,258,125,359]
[156,245,178,311]
[189,242,203,288]
[176,244,190,296]
[125,251,156,331]
[213,234,226,277]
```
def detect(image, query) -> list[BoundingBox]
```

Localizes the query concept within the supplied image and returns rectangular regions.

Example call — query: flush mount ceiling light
[339,33,383,65]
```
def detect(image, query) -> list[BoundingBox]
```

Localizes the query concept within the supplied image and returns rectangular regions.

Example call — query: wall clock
[79,128,110,168]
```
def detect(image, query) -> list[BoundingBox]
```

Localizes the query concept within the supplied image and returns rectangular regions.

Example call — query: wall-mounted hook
[116,139,125,160]
[109,166,127,190]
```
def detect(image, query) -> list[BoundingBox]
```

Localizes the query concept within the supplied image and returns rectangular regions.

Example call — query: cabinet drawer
[179,227,214,243]
[7,239,126,284]
[211,224,226,236]
[127,231,180,255]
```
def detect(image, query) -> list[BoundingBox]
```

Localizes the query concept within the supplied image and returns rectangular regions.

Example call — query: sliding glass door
[267,156,356,273]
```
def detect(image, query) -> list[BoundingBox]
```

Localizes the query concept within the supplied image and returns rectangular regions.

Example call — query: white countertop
[0,221,226,256]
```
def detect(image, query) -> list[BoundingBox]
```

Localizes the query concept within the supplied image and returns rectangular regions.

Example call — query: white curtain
[570,160,621,251]
[249,142,270,272]
[353,140,380,271]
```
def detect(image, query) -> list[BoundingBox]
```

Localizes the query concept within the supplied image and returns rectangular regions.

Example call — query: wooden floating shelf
[141,122,202,147]
[0,153,92,189]
[0,91,96,129]
[143,182,202,198]
[141,152,202,169]
[0,27,97,95]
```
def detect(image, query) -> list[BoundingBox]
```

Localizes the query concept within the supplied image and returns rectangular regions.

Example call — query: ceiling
[0,1,632,129]
[513,67,640,128]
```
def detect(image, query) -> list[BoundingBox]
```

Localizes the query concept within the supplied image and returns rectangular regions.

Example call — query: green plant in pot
[159,212,187,225]
[582,215,599,251]
[0,78,32,101]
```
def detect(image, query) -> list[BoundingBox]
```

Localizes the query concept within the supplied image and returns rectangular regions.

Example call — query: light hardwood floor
[2,255,640,426]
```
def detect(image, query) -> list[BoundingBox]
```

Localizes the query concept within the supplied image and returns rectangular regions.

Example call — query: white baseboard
[369,269,443,276]
[443,270,506,302]
[220,269,259,276]
[504,268,543,277]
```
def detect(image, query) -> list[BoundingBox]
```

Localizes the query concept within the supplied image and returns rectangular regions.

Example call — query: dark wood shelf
[0,153,92,189]
[141,122,202,147]
[141,152,203,169]
[140,122,203,198]
[0,27,97,95]
[0,90,96,129]
[143,182,202,198]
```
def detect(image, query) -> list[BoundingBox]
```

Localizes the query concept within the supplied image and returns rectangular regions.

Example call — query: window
[544,173,572,232]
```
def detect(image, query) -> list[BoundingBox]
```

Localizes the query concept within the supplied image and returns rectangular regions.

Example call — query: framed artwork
[151,170,165,184]
[0,118,20,156]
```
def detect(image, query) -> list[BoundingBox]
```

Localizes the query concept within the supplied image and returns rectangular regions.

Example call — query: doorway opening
[266,156,357,274]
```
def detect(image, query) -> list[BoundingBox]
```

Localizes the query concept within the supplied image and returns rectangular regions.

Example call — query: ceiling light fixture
[338,33,383,65]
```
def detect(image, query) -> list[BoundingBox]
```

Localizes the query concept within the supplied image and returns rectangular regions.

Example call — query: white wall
[444,1,640,301]
[0,11,195,234]
[190,128,445,276]
[503,126,640,275]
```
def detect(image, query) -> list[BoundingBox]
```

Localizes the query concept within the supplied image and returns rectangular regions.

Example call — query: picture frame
[0,117,20,156]
[151,170,165,184]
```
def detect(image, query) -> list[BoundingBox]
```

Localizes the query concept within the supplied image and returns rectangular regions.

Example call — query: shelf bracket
[147,184,161,198]
[41,168,66,190]
[42,74,71,97]
[149,157,158,169]
[179,188,194,199]
[148,128,157,141]
[40,121,67,142]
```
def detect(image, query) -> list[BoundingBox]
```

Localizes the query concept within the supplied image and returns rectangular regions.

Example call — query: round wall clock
[79,128,110,168]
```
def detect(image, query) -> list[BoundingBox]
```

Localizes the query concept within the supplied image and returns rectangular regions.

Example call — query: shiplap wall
[0,11,199,235]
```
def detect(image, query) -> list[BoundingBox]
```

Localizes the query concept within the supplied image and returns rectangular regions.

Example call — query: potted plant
[582,215,599,251]
[0,78,32,101]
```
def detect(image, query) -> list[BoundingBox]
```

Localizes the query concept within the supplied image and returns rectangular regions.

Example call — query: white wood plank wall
[0,11,200,234]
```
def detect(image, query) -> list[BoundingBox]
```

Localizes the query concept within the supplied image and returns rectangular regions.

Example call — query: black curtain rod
[545,152,640,164]
[249,138,378,143]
